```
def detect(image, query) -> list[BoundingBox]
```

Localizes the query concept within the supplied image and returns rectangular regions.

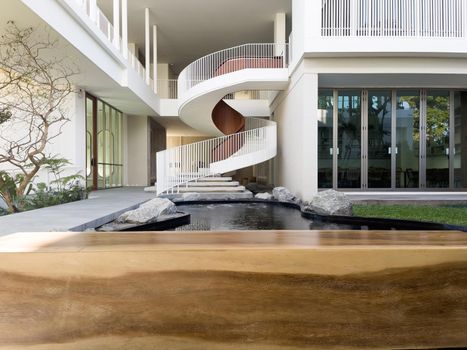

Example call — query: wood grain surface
[0,230,466,349]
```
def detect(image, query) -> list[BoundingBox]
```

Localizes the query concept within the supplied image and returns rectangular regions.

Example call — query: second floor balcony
[297,0,467,57]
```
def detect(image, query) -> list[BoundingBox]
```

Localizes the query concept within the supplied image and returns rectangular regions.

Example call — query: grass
[353,204,467,227]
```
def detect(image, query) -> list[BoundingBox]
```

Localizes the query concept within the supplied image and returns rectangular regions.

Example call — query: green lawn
[353,204,467,227]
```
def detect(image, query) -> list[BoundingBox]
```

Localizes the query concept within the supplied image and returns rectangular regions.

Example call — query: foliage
[354,204,467,227]
[397,94,450,145]
[0,157,87,214]
[0,21,78,213]
[0,171,32,212]
[24,179,86,211]
[0,107,11,124]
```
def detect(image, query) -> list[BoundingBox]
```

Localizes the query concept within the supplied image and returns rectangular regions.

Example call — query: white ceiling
[98,0,291,73]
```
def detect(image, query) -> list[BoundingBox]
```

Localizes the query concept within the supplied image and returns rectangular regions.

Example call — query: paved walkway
[0,187,155,235]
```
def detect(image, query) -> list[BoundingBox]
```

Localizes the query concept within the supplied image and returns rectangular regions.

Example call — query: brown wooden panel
[211,100,246,162]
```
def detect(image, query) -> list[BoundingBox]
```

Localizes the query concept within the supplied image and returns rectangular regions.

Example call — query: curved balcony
[177,43,289,136]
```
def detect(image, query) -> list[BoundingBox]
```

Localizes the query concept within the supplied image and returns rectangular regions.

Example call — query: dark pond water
[173,203,361,231]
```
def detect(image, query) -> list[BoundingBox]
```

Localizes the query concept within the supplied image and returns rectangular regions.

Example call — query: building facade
[2,0,466,200]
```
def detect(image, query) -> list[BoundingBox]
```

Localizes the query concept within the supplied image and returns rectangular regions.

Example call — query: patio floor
[0,187,154,236]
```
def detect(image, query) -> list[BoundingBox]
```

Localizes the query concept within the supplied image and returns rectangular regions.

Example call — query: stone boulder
[117,198,177,224]
[304,190,352,216]
[272,187,296,202]
[255,192,273,200]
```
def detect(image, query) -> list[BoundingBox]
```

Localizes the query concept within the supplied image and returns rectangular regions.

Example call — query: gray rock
[305,190,352,216]
[99,212,186,231]
[117,198,176,224]
[255,192,273,200]
[272,187,295,202]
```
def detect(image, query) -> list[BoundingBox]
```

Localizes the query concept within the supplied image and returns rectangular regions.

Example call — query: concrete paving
[0,187,155,235]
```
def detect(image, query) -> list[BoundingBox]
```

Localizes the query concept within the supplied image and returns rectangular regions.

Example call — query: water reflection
[173,203,358,231]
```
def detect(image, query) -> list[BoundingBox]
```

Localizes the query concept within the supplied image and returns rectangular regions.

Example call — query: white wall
[273,64,318,201]
[0,90,86,185]
[125,115,149,186]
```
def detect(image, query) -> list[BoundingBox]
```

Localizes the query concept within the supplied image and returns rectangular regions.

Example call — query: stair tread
[188,181,239,187]
[178,186,246,193]
[199,177,232,182]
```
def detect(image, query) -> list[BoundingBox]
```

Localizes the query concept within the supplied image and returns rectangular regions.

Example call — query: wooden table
[1,230,466,349]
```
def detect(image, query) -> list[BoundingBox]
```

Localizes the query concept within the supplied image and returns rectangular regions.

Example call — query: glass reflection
[338,90,361,188]
[426,90,450,188]
[318,90,334,188]
[396,91,420,188]
[454,92,467,188]
[368,90,392,188]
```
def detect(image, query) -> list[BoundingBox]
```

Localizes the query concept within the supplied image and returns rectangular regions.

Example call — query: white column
[113,0,120,49]
[274,12,286,56]
[153,25,158,93]
[145,8,151,85]
[121,0,128,59]
[302,73,319,200]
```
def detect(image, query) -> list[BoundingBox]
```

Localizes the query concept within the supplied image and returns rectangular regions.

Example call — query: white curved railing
[156,118,276,195]
[178,43,289,98]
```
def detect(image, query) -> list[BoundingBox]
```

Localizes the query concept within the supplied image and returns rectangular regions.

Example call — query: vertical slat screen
[321,0,465,37]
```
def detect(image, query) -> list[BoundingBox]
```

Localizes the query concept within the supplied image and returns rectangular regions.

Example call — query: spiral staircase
[156,43,289,195]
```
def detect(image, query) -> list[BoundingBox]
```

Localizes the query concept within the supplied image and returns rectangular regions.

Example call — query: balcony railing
[178,43,289,98]
[321,0,466,38]
[71,0,159,94]
[223,91,270,100]
[157,79,178,99]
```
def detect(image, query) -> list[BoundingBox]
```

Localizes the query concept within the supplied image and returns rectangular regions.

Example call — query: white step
[187,181,239,187]
[161,191,254,201]
[177,186,246,193]
[199,177,232,182]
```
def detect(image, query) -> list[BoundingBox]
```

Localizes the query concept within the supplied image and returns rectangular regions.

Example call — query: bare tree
[0,21,78,212]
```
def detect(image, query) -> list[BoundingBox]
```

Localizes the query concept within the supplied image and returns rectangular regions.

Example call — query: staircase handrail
[178,43,289,98]
[156,118,275,195]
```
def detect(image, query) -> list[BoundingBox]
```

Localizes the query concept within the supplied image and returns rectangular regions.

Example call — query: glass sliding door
[316,88,466,191]
[454,92,467,189]
[85,94,123,190]
[318,90,334,188]
[396,91,420,189]
[337,90,361,188]
[425,90,450,188]
[367,90,392,188]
